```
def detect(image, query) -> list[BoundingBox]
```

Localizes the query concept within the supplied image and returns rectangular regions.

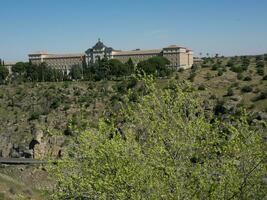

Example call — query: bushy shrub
[253,90,267,101]
[231,66,244,73]
[211,64,219,70]
[237,73,244,80]
[241,85,253,93]
[217,69,223,76]
[257,68,264,76]
[188,72,196,82]
[243,76,252,81]
[205,72,212,80]
[262,75,267,80]
[226,87,234,96]
[198,84,206,90]
[29,111,40,121]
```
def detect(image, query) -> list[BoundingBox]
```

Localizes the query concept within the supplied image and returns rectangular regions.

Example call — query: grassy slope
[0,55,266,200]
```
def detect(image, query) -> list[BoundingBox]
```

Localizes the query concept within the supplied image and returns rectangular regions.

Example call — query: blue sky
[0,0,267,61]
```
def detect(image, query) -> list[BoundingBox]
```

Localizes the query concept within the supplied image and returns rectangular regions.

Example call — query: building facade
[29,40,193,71]
[29,52,86,73]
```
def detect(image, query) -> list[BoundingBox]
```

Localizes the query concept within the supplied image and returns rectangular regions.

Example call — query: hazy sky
[0,0,267,61]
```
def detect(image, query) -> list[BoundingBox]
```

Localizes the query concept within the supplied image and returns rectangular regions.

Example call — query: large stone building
[29,39,193,72]
[28,52,86,73]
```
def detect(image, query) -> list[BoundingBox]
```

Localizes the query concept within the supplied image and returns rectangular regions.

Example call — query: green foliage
[137,56,171,77]
[262,75,267,80]
[211,64,219,70]
[188,72,196,82]
[253,90,267,101]
[237,73,244,80]
[70,65,83,80]
[49,76,267,199]
[241,85,253,93]
[231,65,245,73]
[226,87,234,96]
[217,69,224,76]
[12,62,28,74]
[0,65,9,83]
[256,68,264,76]
[243,76,252,81]
[28,111,40,121]
[205,72,212,80]
[198,84,206,90]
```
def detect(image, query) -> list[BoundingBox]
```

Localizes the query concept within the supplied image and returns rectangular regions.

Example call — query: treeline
[0,56,173,84]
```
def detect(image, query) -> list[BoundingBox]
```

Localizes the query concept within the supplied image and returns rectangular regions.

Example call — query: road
[0,158,47,165]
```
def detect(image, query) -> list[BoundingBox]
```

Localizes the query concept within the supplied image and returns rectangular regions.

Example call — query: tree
[70,65,83,80]
[12,62,28,75]
[137,56,171,77]
[0,66,9,83]
[49,76,267,199]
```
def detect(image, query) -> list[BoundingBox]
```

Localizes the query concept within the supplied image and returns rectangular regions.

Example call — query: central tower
[85,39,113,63]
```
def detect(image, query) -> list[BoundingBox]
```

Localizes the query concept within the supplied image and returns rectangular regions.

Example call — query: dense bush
[198,84,206,90]
[257,68,264,76]
[237,73,244,80]
[253,90,267,101]
[262,75,267,80]
[188,72,196,82]
[243,76,252,81]
[137,56,172,77]
[217,69,224,76]
[28,111,40,121]
[0,66,9,83]
[241,85,253,93]
[226,87,234,96]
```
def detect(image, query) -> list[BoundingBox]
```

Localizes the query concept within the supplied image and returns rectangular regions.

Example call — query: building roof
[112,49,162,56]
[29,52,85,58]
[163,45,186,49]
[92,40,106,50]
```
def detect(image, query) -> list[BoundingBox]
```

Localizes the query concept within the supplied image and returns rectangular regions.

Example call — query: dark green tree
[70,65,83,80]
[12,62,28,75]
[0,66,9,83]
[137,56,171,77]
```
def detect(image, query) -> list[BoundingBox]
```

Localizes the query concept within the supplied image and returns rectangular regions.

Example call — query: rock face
[32,135,65,159]
[0,124,65,159]
[0,136,13,157]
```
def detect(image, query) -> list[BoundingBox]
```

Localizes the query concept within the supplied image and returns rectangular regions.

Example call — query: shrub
[237,73,244,80]
[188,72,196,82]
[198,84,206,90]
[257,68,264,76]
[28,111,40,121]
[231,66,244,73]
[243,76,252,81]
[253,90,267,101]
[201,64,210,68]
[205,72,212,80]
[241,85,253,93]
[262,75,267,80]
[226,87,234,96]
[217,69,223,76]
[256,61,264,68]
[178,68,184,72]
[211,64,219,70]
